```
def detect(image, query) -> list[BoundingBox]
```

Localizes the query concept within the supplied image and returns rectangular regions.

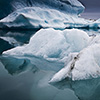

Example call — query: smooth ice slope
[3,28,90,61]
[50,40,100,82]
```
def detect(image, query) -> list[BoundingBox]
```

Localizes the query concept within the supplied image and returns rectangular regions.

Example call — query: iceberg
[0,7,87,30]
[0,0,84,20]
[0,0,99,29]
[3,28,90,61]
[0,0,88,29]
[50,40,100,82]
[0,0,100,82]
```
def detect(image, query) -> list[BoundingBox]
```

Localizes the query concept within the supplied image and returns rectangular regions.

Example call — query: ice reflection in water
[51,77,100,100]
[0,30,37,46]
[0,55,77,100]
[1,54,100,100]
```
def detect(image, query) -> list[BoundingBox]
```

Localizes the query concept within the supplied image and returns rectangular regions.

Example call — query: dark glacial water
[0,29,100,100]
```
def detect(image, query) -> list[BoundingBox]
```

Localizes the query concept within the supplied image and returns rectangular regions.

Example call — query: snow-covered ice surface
[1,0,100,100]
[11,0,84,15]
[0,0,85,20]
[3,28,90,62]
[0,7,87,29]
[0,0,90,29]
[0,0,99,29]
[50,36,100,82]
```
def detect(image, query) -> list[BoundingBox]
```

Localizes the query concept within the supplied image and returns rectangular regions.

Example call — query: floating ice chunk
[3,28,90,61]
[50,43,100,82]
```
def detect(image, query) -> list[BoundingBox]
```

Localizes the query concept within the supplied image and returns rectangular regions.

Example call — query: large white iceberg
[3,28,90,61]
[0,0,89,29]
[12,0,85,15]
[0,7,87,29]
[0,0,85,20]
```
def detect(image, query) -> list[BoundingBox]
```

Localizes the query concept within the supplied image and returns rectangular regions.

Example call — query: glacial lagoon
[0,29,100,100]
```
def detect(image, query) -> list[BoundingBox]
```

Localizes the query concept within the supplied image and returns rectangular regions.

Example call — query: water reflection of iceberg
[0,55,38,75]
[0,30,37,45]
[51,78,100,100]
[0,30,37,54]
[0,54,63,75]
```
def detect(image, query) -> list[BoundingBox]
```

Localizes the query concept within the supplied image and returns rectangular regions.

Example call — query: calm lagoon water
[0,29,100,100]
